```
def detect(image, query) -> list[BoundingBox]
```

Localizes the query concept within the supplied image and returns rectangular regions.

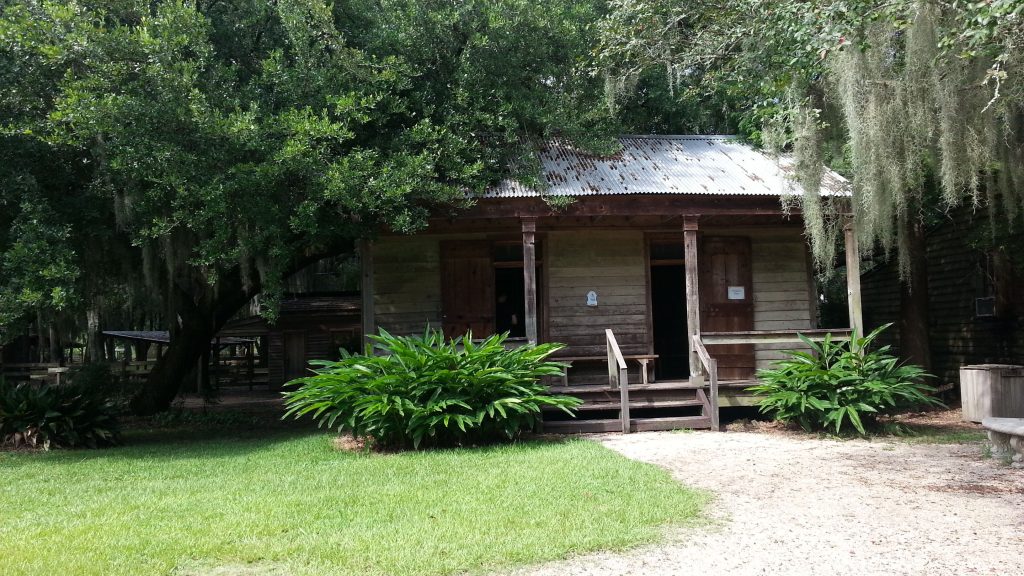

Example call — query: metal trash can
[960,364,1024,423]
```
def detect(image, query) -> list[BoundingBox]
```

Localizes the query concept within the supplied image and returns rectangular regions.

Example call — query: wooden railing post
[619,363,630,433]
[522,218,539,345]
[844,219,864,339]
[360,239,376,354]
[692,335,721,432]
[606,329,630,433]
[709,357,719,432]
[683,217,703,386]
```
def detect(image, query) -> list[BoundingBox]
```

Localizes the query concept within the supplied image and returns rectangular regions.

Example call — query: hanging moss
[792,2,1024,278]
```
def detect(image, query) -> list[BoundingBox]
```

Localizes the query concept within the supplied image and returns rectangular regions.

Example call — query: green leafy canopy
[0,0,615,337]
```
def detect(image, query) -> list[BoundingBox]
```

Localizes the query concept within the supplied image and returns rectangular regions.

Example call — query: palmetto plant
[0,378,121,450]
[748,325,943,435]
[283,329,580,449]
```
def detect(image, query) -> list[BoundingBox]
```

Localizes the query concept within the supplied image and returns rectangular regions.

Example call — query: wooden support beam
[360,239,376,354]
[844,219,864,338]
[522,218,538,345]
[683,217,702,383]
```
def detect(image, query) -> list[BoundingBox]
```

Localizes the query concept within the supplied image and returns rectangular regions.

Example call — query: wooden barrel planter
[960,364,1024,423]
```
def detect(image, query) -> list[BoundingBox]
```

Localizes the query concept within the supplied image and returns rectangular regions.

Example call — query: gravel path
[505,431,1024,576]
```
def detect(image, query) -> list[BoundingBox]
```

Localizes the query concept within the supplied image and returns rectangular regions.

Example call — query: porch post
[683,217,703,383]
[522,217,539,345]
[360,239,376,354]
[843,218,864,337]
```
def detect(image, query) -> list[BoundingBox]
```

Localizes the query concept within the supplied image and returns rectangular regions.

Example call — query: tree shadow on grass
[1,405,579,468]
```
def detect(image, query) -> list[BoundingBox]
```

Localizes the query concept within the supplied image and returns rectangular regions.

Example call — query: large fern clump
[748,325,942,435]
[283,330,579,449]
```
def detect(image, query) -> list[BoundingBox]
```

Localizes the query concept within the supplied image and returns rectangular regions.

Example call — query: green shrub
[0,378,121,449]
[747,325,943,435]
[68,363,121,396]
[283,329,580,448]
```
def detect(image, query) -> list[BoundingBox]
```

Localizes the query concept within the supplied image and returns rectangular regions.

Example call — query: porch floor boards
[548,379,756,395]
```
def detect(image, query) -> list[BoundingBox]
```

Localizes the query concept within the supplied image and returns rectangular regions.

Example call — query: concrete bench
[982,417,1024,468]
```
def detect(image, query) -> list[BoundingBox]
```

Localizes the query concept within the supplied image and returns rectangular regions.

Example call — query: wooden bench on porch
[555,354,658,387]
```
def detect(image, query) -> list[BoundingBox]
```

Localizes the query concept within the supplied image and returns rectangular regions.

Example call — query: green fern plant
[747,325,943,435]
[0,378,121,450]
[282,329,579,449]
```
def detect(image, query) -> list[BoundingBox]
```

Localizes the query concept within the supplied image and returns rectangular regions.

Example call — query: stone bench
[982,417,1024,468]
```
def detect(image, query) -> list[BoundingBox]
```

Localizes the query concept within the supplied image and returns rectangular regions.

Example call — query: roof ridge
[618,134,737,140]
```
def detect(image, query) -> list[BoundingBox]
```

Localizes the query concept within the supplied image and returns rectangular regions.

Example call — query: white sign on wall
[727,286,746,300]
[586,291,598,306]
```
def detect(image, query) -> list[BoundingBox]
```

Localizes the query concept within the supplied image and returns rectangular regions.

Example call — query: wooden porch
[539,327,854,434]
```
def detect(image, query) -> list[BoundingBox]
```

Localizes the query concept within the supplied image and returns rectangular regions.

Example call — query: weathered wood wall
[373,236,445,335]
[862,206,1024,389]
[546,231,649,356]
[372,227,818,375]
[715,230,816,372]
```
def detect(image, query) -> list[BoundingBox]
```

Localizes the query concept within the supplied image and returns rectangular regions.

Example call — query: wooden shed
[220,295,361,389]
[362,136,858,432]
[862,204,1024,390]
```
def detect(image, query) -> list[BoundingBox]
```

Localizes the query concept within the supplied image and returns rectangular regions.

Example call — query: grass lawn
[0,426,704,576]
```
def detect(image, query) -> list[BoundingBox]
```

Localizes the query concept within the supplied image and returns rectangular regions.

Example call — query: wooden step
[549,380,758,394]
[541,415,713,434]
[548,381,701,395]
[632,415,712,432]
[548,399,705,412]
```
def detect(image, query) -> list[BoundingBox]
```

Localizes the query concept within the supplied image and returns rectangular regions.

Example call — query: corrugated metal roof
[486,135,848,198]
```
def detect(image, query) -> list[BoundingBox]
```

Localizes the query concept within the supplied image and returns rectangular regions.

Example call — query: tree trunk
[129,282,227,415]
[48,323,63,366]
[133,341,151,362]
[899,217,932,372]
[128,246,352,415]
[86,309,103,363]
[36,311,46,362]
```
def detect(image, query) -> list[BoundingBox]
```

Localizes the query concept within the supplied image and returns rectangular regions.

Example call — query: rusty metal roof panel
[485,135,848,198]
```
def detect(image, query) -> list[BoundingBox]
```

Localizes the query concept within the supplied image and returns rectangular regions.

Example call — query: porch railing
[691,335,720,431]
[605,328,630,433]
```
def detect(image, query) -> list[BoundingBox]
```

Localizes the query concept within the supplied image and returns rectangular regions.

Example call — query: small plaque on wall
[727,286,746,300]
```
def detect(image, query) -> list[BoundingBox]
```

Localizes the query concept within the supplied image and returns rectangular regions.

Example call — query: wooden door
[283,332,306,382]
[441,242,495,339]
[699,237,755,380]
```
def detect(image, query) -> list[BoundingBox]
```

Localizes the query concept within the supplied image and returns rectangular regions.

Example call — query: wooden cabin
[862,204,1024,390]
[220,295,361,389]
[362,136,859,432]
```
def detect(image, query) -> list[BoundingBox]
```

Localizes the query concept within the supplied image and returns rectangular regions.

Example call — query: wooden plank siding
[724,232,816,372]
[862,205,1024,389]
[545,231,649,356]
[373,236,444,335]
[371,228,818,374]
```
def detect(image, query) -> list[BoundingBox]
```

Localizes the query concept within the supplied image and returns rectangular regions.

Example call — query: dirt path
[505,431,1024,576]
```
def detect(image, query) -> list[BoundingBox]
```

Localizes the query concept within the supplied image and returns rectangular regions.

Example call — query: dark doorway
[650,246,690,380]
[494,267,526,338]
[283,332,306,382]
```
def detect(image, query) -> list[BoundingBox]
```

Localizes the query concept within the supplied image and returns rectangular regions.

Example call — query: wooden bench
[555,354,658,387]
[982,417,1024,468]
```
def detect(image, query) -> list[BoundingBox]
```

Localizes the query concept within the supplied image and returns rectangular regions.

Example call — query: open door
[441,242,495,339]
[650,241,690,379]
[699,237,755,380]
